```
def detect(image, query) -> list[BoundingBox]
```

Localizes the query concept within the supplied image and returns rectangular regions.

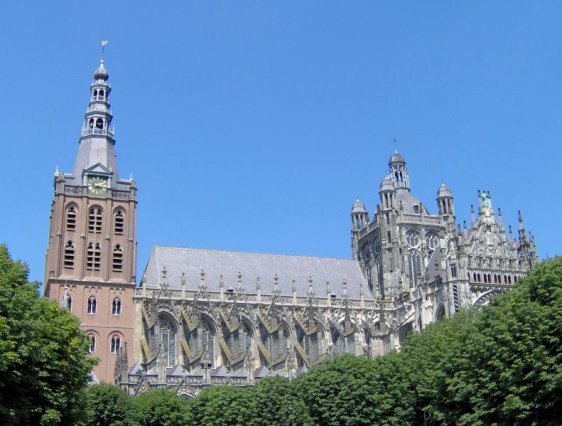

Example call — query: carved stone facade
[44,57,538,394]
[118,153,538,396]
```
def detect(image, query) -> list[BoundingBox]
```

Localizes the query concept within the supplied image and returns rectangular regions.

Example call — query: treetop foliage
[0,244,96,426]
[2,242,560,426]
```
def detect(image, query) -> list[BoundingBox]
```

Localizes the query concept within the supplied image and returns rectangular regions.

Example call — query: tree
[0,244,96,425]
[429,257,562,425]
[186,385,253,426]
[399,309,481,424]
[247,376,313,426]
[293,354,415,425]
[129,388,190,426]
[85,383,132,426]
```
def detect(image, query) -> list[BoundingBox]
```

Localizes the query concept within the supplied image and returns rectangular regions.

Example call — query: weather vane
[101,40,108,61]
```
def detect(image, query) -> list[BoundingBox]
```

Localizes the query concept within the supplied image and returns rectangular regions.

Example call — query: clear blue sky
[1,2,561,285]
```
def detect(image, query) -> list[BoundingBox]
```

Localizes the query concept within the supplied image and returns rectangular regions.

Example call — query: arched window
[86,242,101,271]
[296,325,319,367]
[88,334,96,353]
[331,326,355,356]
[111,335,121,353]
[93,89,98,97]
[99,89,105,98]
[87,296,97,314]
[114,209,124,235]
[184,317,215,367]
[88,207,102,233]
[66,205,77,231]
[88,118,94,128]
[508,276,512,284]
[435,304,446,321]
[64,240,75,268]
[222,320,252,370]
[95,118,104,130]
[408,250,422,287]
[112,244,123,272]
[259,323,288,368]
[112,298,121,315]
[160,316,176,367]
[66,296,72,311]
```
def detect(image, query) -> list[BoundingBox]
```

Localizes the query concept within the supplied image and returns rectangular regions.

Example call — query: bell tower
[44,49,137,383]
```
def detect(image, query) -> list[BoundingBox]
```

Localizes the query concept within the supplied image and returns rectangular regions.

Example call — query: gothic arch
[473,289,504,306]
[435,304,446,321]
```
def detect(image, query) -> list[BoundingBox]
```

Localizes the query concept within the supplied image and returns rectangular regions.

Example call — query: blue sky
[1,2,561,284]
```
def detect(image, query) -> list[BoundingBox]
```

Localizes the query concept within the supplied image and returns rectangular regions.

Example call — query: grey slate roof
[396,189,430,215]
[141,245,370,300]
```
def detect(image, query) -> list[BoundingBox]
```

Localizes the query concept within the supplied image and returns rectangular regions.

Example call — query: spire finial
[100,40,108,63]
[393,138,398,153]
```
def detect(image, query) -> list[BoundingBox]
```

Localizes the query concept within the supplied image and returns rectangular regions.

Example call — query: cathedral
[44,58,538,396]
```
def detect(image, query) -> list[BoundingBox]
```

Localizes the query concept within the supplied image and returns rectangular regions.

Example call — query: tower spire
[72,46,118,182]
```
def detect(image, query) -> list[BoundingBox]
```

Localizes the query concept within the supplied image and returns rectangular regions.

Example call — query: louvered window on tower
[87,242,101,271]
[112,244,123,272]
[64,241,75,268]
[114,209,124,235]
[66,206,77,231]
[88,207,102,233]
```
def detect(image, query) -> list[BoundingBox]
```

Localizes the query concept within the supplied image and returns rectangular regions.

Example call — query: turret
[379,177,395,211]
[436,183,454,219]
[387,151,409,190]
[351,198,369,259]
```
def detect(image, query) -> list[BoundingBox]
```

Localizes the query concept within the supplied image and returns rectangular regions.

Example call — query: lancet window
[259,322,289,368]
[159,315,177,367]
[184,317,215,368]
[222,321,252,368]
[87,296,97,314]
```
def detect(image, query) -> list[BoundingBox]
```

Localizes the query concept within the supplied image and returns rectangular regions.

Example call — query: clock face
[88,176,108,196]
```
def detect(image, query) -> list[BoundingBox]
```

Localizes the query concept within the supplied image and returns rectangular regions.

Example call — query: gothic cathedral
[45,57,538,395]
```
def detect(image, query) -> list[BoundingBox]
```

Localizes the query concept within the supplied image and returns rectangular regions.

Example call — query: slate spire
[72,45,118,183]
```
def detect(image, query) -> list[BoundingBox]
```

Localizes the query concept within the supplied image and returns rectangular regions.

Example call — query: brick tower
[44,53,137,383]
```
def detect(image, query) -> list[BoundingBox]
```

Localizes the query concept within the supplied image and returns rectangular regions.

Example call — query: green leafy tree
[0,244,96,425]
[399,309,481,424]
[186,385,253,426]
[85,383,132,426]
[293,354,415,425]
[247,376,313,426]
[429,257,562,425]
[129,388,190,426]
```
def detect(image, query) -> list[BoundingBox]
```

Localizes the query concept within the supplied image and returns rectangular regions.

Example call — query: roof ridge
[153,244,354,262]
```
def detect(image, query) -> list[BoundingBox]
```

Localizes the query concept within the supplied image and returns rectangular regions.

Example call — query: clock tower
[44,54,137,383]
